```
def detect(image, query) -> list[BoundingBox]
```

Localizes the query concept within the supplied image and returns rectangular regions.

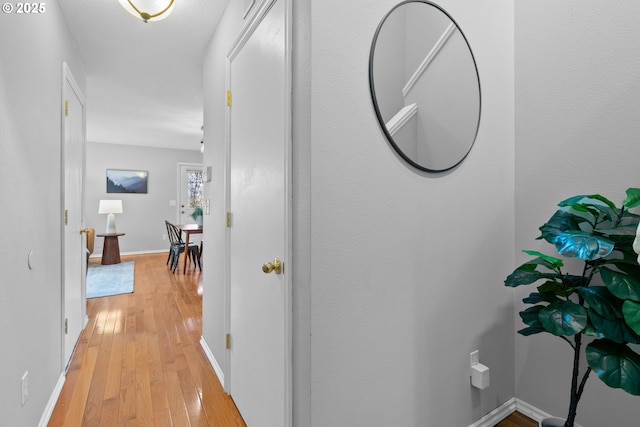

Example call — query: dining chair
[164,220,200,273]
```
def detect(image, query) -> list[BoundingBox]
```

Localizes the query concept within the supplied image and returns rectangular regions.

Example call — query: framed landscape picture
[106,169,148,194]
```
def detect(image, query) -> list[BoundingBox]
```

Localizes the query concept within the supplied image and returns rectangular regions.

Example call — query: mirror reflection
[369,1,481,172]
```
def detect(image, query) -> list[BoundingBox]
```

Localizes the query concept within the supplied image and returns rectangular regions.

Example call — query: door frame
[60,61,87,370]
[223,0,292,424]
[176,162,204,223]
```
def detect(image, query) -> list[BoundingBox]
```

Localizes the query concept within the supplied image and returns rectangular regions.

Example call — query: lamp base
[105,213,117,234]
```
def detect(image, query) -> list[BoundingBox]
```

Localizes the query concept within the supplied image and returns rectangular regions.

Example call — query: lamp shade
[118,0,175,23]
[98,200,123,214]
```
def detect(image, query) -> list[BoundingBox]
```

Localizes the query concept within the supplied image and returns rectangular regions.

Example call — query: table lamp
[98,200,123,234]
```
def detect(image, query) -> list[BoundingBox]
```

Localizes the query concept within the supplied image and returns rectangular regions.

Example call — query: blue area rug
[86,261,135,298]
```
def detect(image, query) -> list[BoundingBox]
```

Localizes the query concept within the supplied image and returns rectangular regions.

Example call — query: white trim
[61,61,87,370]
[200,336,225,387]
[515,398,552,422]
[468,398,516,427]
[385,103,418,136]
[90,249,168,258]
[121,249,168,256]
[38,373,65,427]
[243,0,255,18]
[468,398,553,426]
[224,1,293,426]
[402,23,456,97]
[176,162,204,224]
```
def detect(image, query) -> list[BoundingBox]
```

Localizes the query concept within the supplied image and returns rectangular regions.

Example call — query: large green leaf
[518,326,546,336]
[576,286,622,320]
[551,231,615,260]
[623,188,640,209]
[539,210,584,244]
[589,310,640,344]
[586,339,640,395]
[537,281,572,298]
[518,305,546,336]
[559,194,617,211]
[505,268,553,288]
[522,250,564,269]
[598,224,638,238]
[539,301,588,336]
[601,267,640,302]
[523,292,560,305]
[622,300,640,336]
[520,305,544,326]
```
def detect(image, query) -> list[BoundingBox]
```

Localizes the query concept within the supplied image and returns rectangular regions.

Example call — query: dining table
[176,223,203,274]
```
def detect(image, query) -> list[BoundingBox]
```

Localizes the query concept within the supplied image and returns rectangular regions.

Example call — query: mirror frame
[369,0,482,173]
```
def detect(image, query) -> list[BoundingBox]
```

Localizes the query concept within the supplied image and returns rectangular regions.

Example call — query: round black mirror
[369,1,481,172]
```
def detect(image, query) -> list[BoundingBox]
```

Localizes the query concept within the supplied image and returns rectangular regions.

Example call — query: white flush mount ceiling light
[118,0,175,23]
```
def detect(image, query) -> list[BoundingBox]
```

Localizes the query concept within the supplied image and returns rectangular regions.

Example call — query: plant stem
[565,333,584,427]
[576,367,592,402]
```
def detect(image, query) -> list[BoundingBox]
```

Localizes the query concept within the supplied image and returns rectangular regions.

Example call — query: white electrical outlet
[21,371,28,406]
[162,234,167,241]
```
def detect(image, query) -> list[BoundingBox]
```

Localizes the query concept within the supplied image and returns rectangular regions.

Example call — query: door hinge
[64,209,69,226]
[64,318,68,334]
[226,90,232,107]
[65,100,69,117]
[226,333,231,349]
[226,212,232,228]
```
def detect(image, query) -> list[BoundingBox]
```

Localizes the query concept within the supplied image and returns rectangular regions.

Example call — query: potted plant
[505,188,640,427]
[190,206,203,226]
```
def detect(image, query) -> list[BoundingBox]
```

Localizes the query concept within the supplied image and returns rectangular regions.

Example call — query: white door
[227,0,291,425]
[62,63,86,367]
[178,163,204,225]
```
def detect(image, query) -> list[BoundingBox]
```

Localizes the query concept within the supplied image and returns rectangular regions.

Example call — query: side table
[97,233,125,265]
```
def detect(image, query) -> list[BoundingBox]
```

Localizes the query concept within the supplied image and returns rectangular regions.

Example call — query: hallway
[48,253,245,427]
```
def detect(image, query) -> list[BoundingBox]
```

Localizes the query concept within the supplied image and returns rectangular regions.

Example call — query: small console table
[97,233,125,265]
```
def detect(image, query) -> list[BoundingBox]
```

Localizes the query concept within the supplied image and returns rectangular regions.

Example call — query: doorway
[177,162,204,226]
[225,0,292,425]
[62,62,87,368]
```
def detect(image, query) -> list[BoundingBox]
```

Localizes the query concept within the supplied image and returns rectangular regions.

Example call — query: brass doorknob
[80,228,91,234]
[262,258,282,275]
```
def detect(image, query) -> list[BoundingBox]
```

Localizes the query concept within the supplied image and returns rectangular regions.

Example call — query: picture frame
[106,169,148,194]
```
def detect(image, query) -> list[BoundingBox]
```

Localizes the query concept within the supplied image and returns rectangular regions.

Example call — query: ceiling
[58,0,228,151]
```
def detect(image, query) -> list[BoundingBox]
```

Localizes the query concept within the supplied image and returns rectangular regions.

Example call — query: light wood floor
[496,412,538,427]
[48,253,246,427]
[48,253,537,427]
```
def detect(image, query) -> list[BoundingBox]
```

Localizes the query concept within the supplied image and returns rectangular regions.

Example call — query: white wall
[203,0,513,425]
[310,0,513,425]
[0,2,86,425]
[514,1,640,425]
[85,142,202,255]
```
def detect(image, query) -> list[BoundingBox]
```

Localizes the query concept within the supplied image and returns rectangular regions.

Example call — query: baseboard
[200,336,225,388]
[515,398,551,422]
[38,372,65,427]
[90,249,166,258]
[468,397,549,426]
[469,397,517,427]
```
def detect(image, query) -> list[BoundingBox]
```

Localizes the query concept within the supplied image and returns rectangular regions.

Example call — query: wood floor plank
[48,253,245,427]
[60,346,99,427]
[496,411,538,427]
[99,396,119,427]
